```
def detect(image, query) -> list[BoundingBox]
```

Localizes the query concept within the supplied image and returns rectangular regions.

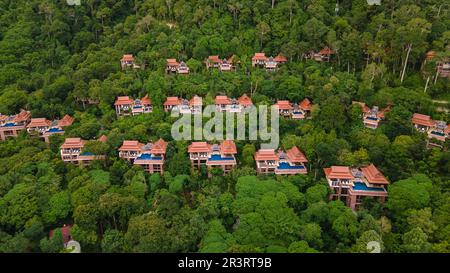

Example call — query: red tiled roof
[61,138,85,149]
[361,164,389,185]
[49,225,72,245]
[323,166,354,179]
[57,115,74,128]
[377,106,391,119]
[215,95,231,105]
[412,113,435,127]
[12,110,31,122]
[252,53,268,61]
[208,55,222,63]
[141,94,152,105]
[274,100,293,110]
[188,142,211,153]
[274,54,287,63]
[445,124,450,135]
[167,58,179,66]
[164,97,181,106]
[352,101,370,113]
[189,95,203,106]
[151,138,168,154]
[121,54,134,62]
[220,140,237,154]
[27,118,52,128]
[238,94,253,106]
[319,47,334,55]
[98,135,107,142]
[286,146,308,163]
[426,51,436,61]
[299,98,312,111]
[254,149,279,161]
[115,96,133,106]
[119,140,144,151]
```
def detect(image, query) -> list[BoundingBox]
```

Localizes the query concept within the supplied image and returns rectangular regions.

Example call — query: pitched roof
[208,55,222,63]
[12,110,31,122]
[61,138,85,148]
[121,54,134,61]
[254,149,279,161]
[274,54,287,63]
[286,146,308,163]
[57,115,74,127]
[412,113,435,127]
[299,98,312,111]
[275,100,293,110]
[114,96,133,106]
[188,142,211,153]
[426,51,436,61]
[189,95,203,106]
[164,96,181,106]
[252,53,268,61]
[215,95,231,105]
[352,101,370,113]
[151,138,168,154]
[323,166,354,179]
[27,118,52,128]
[119,140,144,151]
[445,124,450,135]
[98,135,108,142]
[166,58,179,66]
[319,47,334,55]
[361,164,389,185]
[238,94,253,106]
[141,94,152,105]
[220,140,237,154]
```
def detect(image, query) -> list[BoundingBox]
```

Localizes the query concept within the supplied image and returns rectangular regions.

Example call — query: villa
[252,53,287,71]
[307,47,334,62]
[205,55,237,72]
[0,110,31,141]
[120,54,135,69]
[353,101,390,129]
[114,95,152,116]
[60,135,107,165]
[274,98,312,119]
[215,95,253,113]
[188,140,237,175]
[412,113,449,148]
[28,114,74,142]
[163,96,202,114]
[166,59,189,74]
[324,164,388,210]
[254,146,308,175]
[118,138,167,174]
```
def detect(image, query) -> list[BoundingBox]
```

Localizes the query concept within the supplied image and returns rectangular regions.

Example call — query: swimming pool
[208,154,234,161]
[277,162,305,169]
[352,182,385,191]
[135,154,162,160]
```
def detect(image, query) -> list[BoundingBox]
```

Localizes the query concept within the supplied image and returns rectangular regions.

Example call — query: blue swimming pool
[431,131,445,136]
[352,182,385,191]
[366,116,378,121]
[80,152,94,156]
[208,154,234,161]
[277,162,305,169]
[133,106,142,109]
[1,123,16,127]
[135,154,162,160]
[46,128,64,133]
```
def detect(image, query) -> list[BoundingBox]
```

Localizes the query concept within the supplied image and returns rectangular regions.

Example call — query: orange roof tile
[98,135,107,142]
[119,140,144,151]
[220,140,237,154]
[352,101,370,113]
[275,100,293,110]
[238,94,253,106]
[299,98,312,111]
[208,55,221,63]
[61,138,85,149]
[164,97,181,106]
[286,146,308,163]
[319,47,334,55]
[274,54,287,63]
[324,166,354,179]
[445,124,450,135]
[151,138,168,154]
[115,96,133,106]
[361,164,389,185]
[252,53,268,61]
[27,118,52,128]
[12,110,31,122]
[188,142,211,153]
[141,94,152,105]
[121,54,134,61]
[412,113,435,127]
[167,59,179,66]
[254,149,279,161]
[215,95,231,105]
[189,95,203,106]
[57,115,74,128]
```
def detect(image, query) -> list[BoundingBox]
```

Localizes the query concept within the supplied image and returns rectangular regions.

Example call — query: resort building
[114,95,152,116]
[28,114,74,142]
[353,101,390,129]
[412,113,449,148]
[118,138,167,174]
[188,140,237,175]
[252,53,287,71]
[120,54,135,69]
[254,146,308,175]
[436,59,450,78]
[166,59,189,74]
[215,95,253,113]
[163,96,202,114]
[60,135,107,166]
[205,55,237,72]
[307,47,334,62]
[0,110,31,141]
[323,164,388,210]
[274,98,312,119]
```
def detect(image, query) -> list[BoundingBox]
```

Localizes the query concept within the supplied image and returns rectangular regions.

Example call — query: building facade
[254,146,308,175]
